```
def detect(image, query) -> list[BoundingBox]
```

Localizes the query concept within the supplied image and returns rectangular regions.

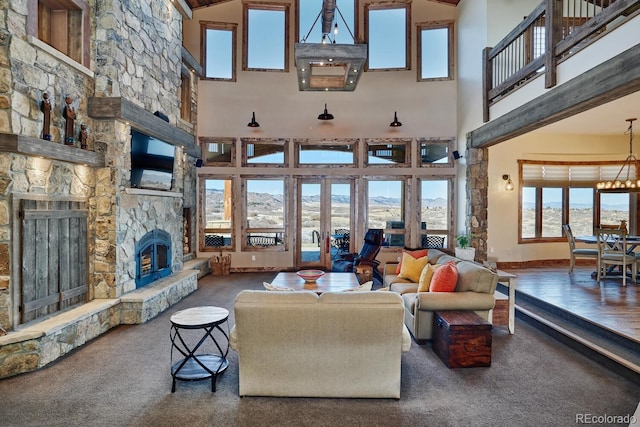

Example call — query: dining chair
[595,227,636,287]
[562,224,598,274]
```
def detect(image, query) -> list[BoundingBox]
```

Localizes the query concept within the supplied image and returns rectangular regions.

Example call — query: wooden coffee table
[271,272,360,293]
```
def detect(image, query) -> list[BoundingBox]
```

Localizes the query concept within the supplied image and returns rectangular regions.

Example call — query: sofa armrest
[415,291,495,312]
[401,324,412,352]
[229,324,238,351]
[383,262,398,281]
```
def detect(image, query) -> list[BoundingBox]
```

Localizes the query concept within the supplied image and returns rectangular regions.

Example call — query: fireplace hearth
[136,229,172,288]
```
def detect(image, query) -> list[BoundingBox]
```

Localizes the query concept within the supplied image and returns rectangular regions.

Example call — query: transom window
[295,139,357,166]
[365,140,409,166]
[201,137,235,165]
[201,22,236,81]
[364,1,410,71]
[242,138,289,166]
[417,21,454,81]
[418,138,455,167]
[243,3,289,72]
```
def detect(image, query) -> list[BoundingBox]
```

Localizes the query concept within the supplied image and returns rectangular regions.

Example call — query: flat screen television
[130,129,175,191]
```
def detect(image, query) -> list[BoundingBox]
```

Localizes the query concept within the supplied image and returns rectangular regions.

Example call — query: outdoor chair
[421,235,445,249]
[332,229,384,283]
[332,228,351,255]
[562,224,597,274]
[595,227,636,287]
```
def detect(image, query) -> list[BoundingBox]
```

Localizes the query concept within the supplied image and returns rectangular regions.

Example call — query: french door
[297,178,353,270]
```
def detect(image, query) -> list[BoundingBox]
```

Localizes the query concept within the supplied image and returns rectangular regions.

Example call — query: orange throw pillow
[429,260,458,292]
[395,249,429,274]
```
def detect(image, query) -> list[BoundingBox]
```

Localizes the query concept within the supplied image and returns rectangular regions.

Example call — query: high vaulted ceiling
[184,0,459,10]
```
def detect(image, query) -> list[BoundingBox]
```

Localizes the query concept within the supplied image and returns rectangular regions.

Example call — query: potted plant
[455,232,476,261]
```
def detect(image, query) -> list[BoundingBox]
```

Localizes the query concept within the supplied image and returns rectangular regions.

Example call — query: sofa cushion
[235,289,319,304]
[397,253,429,282]
[395,249,429,274]
[418,263,440,292]
[429,260,458,292]
[455,261,498,293]
[384,273,412,287]
[319,290,403,304]
[389,282,419,295]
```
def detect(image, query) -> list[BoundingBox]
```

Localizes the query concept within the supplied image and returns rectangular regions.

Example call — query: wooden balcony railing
[483,0,640,122]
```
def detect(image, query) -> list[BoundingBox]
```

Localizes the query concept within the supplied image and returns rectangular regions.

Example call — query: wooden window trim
[364,138,411,168]
[242,2,290,72]
[200,21,237,82]
[417,137,455,168]
[200,137,236,166]
[28,0,90,67]
[199,177,236,252]
[293,138,359,168]
[241,138,290,167]
[417,20,454,82]
[362,0,411,72]
[241,176,288,252]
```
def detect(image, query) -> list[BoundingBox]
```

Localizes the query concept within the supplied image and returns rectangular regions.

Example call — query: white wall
[488,132,629,262]
[184,0,459,269]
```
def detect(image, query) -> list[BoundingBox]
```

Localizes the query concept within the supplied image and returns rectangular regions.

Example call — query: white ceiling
[533,90,640,135]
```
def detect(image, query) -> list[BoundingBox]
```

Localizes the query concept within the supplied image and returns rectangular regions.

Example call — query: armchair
[332,229,384,282]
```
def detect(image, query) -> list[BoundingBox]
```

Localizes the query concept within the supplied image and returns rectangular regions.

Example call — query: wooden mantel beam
[88,97,199,157]
[467,43,640,149]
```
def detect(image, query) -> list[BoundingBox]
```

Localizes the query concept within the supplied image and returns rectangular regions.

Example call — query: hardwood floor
[505,265,640,343]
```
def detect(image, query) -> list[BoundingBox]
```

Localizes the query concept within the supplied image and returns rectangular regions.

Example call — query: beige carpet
[0,272,639,427]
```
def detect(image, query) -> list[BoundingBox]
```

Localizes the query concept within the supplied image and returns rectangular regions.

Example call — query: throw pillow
[397,253,429,283]
[418,263,440,292]
[395,248,429,274]
[429,261,458,292]
[263,282,294,291]
[355,281,373,291]
[376,287,390,292]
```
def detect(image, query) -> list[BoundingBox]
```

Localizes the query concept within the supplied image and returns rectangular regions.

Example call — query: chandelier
[294,0,367,92]
[596,118,640,192]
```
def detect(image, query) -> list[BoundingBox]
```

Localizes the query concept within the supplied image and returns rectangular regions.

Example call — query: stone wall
[94,0,183,123]
[465,146,489,262]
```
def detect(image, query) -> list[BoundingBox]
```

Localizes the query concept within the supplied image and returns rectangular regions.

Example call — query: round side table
[170,306,230,392]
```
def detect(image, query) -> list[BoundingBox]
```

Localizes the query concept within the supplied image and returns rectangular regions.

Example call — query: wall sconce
[389,111,402,127]
[502,174,514,191]
[318,103,334,120]
[247,112,260,127]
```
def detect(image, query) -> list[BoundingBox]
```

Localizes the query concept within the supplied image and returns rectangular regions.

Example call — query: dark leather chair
[332,229,384,283]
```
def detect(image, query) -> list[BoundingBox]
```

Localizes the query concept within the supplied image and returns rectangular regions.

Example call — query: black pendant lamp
[317,103,334,120]
[389,111,402,127]
[247,112,260,127]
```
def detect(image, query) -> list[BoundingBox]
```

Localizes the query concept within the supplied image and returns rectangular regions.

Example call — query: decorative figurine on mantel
[40,92,52,140]
[63,94,76,145]
[79,124,88,149]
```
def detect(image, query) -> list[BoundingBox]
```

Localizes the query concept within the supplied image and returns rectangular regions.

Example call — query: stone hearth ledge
[0,269,200,378]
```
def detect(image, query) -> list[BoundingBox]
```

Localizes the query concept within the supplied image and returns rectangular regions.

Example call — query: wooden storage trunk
[432,311,492,368]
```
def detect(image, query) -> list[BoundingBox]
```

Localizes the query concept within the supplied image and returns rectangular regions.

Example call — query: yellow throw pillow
[397,253,429,283]
[418,263,440,292]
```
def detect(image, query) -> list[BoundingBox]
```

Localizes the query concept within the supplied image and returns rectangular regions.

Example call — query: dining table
[575,234,640,277]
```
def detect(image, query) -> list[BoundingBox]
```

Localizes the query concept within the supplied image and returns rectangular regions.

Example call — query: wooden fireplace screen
[18,197,89,324]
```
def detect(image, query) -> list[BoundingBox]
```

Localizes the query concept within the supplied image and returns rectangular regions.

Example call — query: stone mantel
[88,97,199,157]
[0,133,105,167]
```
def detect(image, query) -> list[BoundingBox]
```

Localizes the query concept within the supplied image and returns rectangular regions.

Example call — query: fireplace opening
[136,229,172,288]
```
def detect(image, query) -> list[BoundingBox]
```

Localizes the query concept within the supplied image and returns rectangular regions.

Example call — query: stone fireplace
[135,229,172,288]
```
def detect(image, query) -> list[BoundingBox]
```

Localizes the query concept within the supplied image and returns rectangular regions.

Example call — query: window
[201,178,234,251]
[520,160,636,242]
[367,179,406,247]
[29,0,90,67]
[418,21,454,81]
[418,138,455,167]
[180,70,192,122]
[420,178,453,248]
[242,138,289,166]
[244,3,289,72]
[366,139,409,166]
[365,1,410,71]
[295,139,357,166]
[244,179,286,250]
[201,22,236,81]
[200,137,235,165]
[298,0,356,44]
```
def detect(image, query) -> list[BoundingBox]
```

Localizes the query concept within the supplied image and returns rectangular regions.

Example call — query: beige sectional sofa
[384,249,499,343]
[229,290,411,398]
